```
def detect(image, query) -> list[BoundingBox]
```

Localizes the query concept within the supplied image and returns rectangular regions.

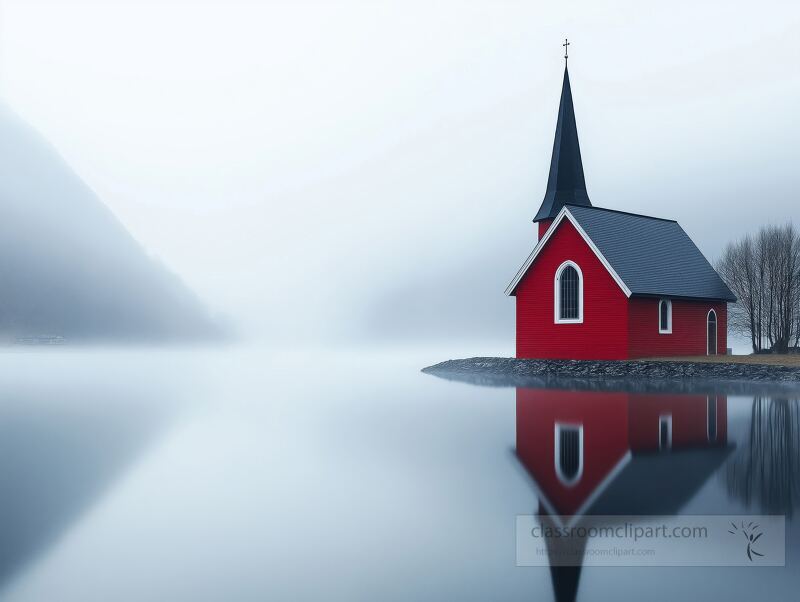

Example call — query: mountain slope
[0,104,222,341]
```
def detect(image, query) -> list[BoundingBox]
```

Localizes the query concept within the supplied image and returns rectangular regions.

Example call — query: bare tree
[717,224,800,353]
[718,237,758,350]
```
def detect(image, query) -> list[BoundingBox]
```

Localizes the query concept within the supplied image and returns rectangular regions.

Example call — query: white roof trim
[570,450,632,520]
[504,206,632,298]
[513,448,632,528]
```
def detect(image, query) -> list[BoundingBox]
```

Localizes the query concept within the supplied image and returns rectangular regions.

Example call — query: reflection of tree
[726,398,800,516]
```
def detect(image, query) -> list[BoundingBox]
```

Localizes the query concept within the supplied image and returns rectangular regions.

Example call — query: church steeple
[533,65,592,222]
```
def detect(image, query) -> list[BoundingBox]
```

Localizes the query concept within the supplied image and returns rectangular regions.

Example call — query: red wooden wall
[627,394,728,451]
[516,388,630,516]
[537,219,553,240]
[627,298,728,358]
[515,218,629,359]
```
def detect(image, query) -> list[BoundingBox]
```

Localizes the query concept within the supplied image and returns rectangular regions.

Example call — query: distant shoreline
[422,357,800,395]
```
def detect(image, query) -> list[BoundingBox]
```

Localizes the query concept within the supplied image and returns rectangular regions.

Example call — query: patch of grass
[642,355,800,367]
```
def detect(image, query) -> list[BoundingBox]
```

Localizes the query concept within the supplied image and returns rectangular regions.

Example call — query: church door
[707,310,718,355]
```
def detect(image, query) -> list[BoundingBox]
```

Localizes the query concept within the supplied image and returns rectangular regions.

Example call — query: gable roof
[506,205,737,302]
[587,447,732,516]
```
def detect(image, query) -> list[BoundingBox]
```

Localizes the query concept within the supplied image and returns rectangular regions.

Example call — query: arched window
[659,299,672,334]
[707,310,718,355]
[554,261,583,323]
[707,396,718,442]
[554,423,583,486]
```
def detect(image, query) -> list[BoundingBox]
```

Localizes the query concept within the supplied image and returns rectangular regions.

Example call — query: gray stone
[422,357,800,396]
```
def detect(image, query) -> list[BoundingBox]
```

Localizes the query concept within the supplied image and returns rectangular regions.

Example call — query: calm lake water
[0,347,797,601]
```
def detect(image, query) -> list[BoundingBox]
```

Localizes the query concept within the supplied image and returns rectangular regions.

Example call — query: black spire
[533,66,591,222]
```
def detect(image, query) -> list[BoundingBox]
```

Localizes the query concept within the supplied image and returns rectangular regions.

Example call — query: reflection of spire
[726,398,800,516]
[549,560,582,602]
[538,502,583,602]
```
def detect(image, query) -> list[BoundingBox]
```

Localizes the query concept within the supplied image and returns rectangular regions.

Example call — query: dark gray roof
[567,205,736,301]
[588,447,732,515]
[534,67,592,222]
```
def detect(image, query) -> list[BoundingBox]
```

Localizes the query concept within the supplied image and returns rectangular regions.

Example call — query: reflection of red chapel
[516,388,729,517]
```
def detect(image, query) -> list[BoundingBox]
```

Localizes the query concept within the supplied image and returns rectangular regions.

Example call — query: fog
[0,0,798,346]
[0,104,221,341]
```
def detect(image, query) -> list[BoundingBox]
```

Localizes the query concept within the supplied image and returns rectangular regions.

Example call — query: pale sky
[0,0,798,345]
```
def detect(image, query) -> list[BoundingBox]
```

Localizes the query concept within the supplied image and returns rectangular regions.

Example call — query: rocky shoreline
[422,357,800,395]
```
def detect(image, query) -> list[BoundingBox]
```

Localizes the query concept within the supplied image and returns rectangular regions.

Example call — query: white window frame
[658,299,672,334]
[658,414,672,451]
[554,260,584,324]
[707,309,718,355]
[554,422,584,487]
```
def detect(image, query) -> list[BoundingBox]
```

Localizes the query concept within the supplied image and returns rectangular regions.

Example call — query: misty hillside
[0,104,222,342]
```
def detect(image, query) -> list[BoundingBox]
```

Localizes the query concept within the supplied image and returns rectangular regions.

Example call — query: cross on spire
[563,38,570,65]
